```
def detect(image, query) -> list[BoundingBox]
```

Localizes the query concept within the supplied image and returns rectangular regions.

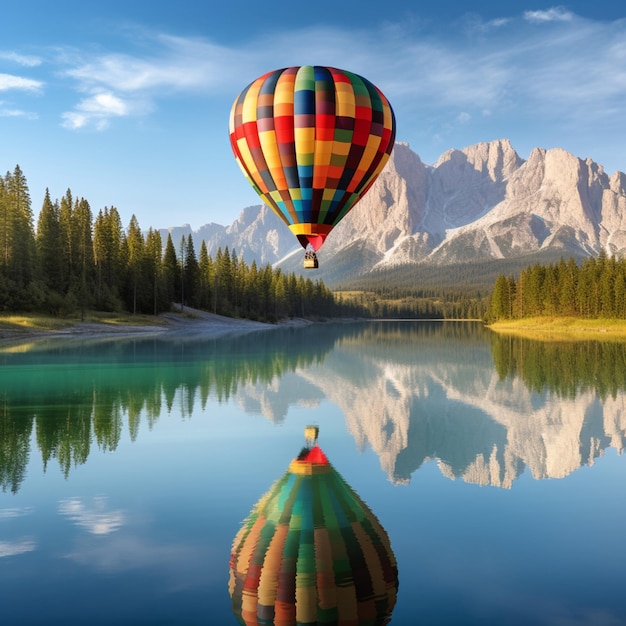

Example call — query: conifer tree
[614,265,626,319]
[93,207,125,310]
[0,174,8,270]
[599,255,617,317]
[58,189,74,293]
[197,240,212,310]
[4,165,36,291]
[489,274,512,320]
[183,234,199,308]
[126,215,145,315]
[162,232,178,308]
[557,258,577,315]
[178,234,186,310]
[145,228,164,315]
[74,198,95,319]
[36,189,62,295]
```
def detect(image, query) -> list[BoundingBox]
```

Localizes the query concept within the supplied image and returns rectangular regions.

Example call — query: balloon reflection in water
[229,426,398,625]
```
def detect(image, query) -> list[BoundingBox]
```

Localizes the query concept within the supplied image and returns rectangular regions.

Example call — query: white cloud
[0,506,34,519]
[0,51,42,67]
[0,73,43,92]
[43,10,626,152]
[0,539,36,558]
[61,91,135,130]
[0,107,38,119]
[62,34,234,94]
[58,496,124,535]
[524,8,574,23]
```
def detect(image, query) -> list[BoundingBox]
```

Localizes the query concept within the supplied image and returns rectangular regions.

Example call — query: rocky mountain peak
[171,139,626,285]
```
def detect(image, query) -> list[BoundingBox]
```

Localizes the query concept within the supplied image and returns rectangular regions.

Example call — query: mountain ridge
[160,139,626,287]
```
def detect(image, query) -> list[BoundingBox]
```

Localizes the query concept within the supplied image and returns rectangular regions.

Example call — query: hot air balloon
[229,66,396,269]
[229,426,399,625]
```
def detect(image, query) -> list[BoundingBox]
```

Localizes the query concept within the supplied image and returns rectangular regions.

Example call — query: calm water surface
[1,321,625,625]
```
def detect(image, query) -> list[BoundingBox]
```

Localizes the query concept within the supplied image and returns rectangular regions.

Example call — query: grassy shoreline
[0,311,166,332]
[487,316,626,340]
[5,312,626,342]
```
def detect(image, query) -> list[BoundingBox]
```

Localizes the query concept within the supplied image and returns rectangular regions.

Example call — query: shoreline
[487,316,626,340]
[0,307,313,346]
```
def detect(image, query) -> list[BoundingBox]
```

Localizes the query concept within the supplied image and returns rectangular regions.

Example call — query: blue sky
[2,1,626,230]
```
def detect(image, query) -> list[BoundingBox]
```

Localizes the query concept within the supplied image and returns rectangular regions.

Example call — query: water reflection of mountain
[235,322,626,488]
[3,322,626,493]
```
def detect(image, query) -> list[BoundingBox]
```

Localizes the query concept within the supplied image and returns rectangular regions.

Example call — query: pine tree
[214,247,234,315]
[4,165,36,290]
[36,189,63,294]
[0,173,10,270]
[58,188,74,294]
[599,255,617,317]
[183,235,199,308]
[577,258,595,318]
[145,228,163,315]
[93,207,125,310]
[614,261,626,319]
[74,198,95,319]
[178,234,186,311]
[162,233,178,308]
[557,257,577,315]
[126,215,145,315]
[489,274,512,320]
[197,240,212,310]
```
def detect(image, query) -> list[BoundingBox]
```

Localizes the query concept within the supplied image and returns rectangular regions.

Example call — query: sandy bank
[0,307,313,345]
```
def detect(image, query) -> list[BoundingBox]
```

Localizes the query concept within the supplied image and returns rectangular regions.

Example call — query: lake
[1,321,625,625]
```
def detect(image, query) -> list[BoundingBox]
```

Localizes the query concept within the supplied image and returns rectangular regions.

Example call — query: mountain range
[160,139,626,288]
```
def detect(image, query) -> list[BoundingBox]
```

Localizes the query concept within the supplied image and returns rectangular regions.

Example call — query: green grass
[488,316,626,340]
[0,311,165,331]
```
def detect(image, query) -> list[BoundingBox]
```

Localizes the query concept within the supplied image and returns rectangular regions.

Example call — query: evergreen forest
[488,254,626,321]
[8,163,624,325]
[0,165,358,322]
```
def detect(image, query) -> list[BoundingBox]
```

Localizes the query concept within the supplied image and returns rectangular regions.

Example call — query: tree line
[0,164,363,321]
[488,253,626,321]
[336,288,487,320]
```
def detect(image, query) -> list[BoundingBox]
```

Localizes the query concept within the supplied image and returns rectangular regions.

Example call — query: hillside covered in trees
[488,254,626,321]
[0,164,355,322]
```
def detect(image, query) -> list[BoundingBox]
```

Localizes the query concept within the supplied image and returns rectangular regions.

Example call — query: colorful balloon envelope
[228,66,396,263]
[229,427,399,625]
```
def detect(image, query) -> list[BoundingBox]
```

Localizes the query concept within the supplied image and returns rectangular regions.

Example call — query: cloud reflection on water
[58,496,124,535]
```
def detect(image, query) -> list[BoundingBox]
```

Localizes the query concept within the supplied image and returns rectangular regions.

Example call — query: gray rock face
[164,139,626,280]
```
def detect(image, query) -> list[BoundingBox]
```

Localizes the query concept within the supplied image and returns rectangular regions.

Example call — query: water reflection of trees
[0,326,342,494]
[4,323,625,494]
[490,334,626,399]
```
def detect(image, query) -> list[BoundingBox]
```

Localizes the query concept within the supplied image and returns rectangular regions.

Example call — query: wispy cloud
[0,73,43,92]
[63,34,235,92]
[0,506,34,519]
[0,539,36,558]
[58,33,237,129]
[0,51,42,67]
[61,92,135,130]
[21,9,626,144]
[58,496,124,535]
[0,105,38,120]
[524,7,575,23]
